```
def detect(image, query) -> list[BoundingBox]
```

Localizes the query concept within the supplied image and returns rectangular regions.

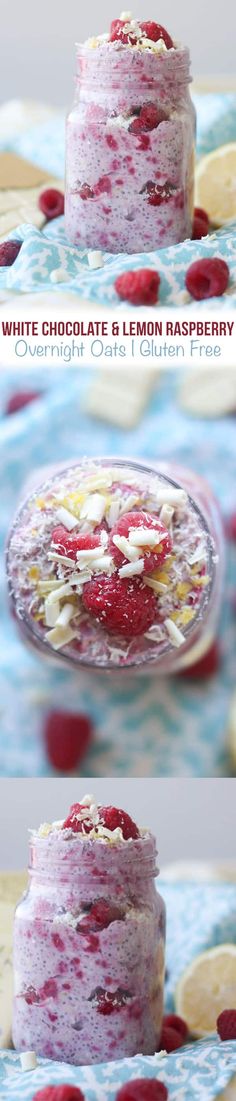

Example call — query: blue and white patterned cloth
[0,95,236,306]
[1,1040,236,1101]
[1,880,236,1099]
[0,369,235,778]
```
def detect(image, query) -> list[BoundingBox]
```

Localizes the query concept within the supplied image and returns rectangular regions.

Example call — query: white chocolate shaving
[112,534,140,561]
[38,580,65,594]
[144,625,166,642]
[56,603,76,628]
[119,494,140,515]
[159,504,174,528]
[45,597,60,627]
[50,268,70,284]
[164,618,186,648]
[55,506,79,528]
[76,547,104,565]
[120,10,133,20]
[129,527,162,547]
[47,582,73,604]
[48,551,76,567]
[38,822,52,838]
[144,577,168,593]
[20,1051,37,1071]
[88,250,104,270]
[141,36,167,51]
[107,499,121,527]
[154,488,187,508]
[80,493,107,523]
[93,554,114,573]
[73,571,92,588]
[188,545,206,565]
[80,793,96,806]
[45,625,78,650]
[119,558,144,578]
[56,507,79,530]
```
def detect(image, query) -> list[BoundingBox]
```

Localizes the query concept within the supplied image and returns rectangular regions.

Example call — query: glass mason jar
[12,828,165,1064]
[65,42,196,253]
[6,457,224,675]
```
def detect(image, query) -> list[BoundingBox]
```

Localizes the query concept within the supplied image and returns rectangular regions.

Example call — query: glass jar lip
[27,827,159,880]
[6,456,217,672]
[74,41,191,88]
[75,41,189,62]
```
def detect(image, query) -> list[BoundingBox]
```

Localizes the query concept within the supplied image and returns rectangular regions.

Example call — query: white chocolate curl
[20,1051,37,1071]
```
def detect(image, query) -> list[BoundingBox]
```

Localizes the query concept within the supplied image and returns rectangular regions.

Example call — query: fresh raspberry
[99,805,140,840]
[225,513,236,541]
[38,188,64,220]
[109,510,172,573]
[24,986,40,1005]
[110,19,137,45]
[0,239,22,266]
[94,175,111,196]
[129,117,149,136]
[82,574,157,636]
[116,1079,168,1101]
[162,1014,188,1041]
[159,1024,184,1052]
[194,207,209,228]
[33,1086,85,1101]
[178,640,221,679]
[93,988,131,1015]
[41,978,58,999]
[78,183,95,200]
[115,269,160,306]
[50,526,103,561]
[217,1008,236,1041]
[129,104,167,134]
[43,711,93,773]
[144,180,175,206]
[192,214,209,240]
[139,21,173,48]
[137,134,150,151]
[79,899,123,933]
[62,803,94,833]
[5,390,41,415]
[185,258,229,300]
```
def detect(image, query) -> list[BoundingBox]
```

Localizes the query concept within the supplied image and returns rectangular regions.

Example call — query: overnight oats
[6,458,223,674]
[65,13,195,252]
[12,796,165,1064]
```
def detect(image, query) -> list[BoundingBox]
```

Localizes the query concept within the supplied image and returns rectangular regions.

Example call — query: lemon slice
[175,944,236,1037]
[195,143,236,226]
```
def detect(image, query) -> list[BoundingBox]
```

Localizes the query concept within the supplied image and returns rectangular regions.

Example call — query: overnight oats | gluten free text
[12,797,166,1064]
[6,459,224,674]
[65,14,195,252]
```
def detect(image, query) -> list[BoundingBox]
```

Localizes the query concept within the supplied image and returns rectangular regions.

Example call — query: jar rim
[27,828,159,882]
[74,41,192,87]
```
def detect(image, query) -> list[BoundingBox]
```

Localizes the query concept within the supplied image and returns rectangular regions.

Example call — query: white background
[0,779,236,869]
[1,0,236,106]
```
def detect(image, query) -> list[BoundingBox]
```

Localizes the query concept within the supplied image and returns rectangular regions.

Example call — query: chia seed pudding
[13,796,166,1064]
[65,13,195,252]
